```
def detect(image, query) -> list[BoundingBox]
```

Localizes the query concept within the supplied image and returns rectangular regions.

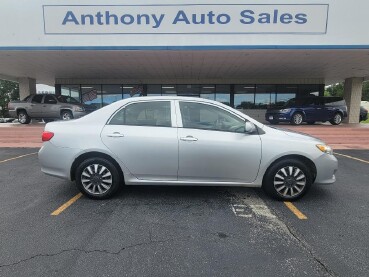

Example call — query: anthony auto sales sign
[43,4,328,35]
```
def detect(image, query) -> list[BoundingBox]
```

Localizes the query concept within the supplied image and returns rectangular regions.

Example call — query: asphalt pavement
[0,148,368,277]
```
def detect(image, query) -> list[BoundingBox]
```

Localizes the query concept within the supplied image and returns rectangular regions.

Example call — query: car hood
[265,126,323,143]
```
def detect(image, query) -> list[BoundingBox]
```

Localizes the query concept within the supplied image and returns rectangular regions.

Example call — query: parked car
[360,106,368,122]
[38,96,338,201]
[265,96,348,125]
[8,94,86,124]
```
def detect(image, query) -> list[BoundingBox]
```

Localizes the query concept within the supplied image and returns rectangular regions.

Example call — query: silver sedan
[38,96,338,201]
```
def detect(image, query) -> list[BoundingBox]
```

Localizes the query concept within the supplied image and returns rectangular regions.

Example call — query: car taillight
[42,131,54,142]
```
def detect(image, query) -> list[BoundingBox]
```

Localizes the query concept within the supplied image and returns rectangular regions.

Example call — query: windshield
[283,98,296,108]
[56,95,80,104]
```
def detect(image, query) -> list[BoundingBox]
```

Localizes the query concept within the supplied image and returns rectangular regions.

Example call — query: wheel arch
[60,108,73,115]
[262,154,317,185]
[70,151,124,183]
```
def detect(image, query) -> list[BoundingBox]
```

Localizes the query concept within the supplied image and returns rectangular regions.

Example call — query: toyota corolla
[38,96,338,201]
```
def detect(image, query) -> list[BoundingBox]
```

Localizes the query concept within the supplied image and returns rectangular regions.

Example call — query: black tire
[75,157,121,199]
[329,112,342,125]
[262,158,313,201]
[61,110,73,121]
[290,112,304,125]
[307,121,315,125]
[18,110,31,124]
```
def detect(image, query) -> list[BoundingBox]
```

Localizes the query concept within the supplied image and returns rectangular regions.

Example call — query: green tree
[362,81,369,101]
[325,83,344,97]
[0,80,19,117]
[325,81,369,101]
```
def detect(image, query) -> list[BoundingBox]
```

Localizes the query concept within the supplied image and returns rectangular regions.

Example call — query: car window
[23,95,31,101]
[324,97,346,106]
[109,101,171,127]
[179,102,245,133]
[31,95,43,103]
[44,95,57,104]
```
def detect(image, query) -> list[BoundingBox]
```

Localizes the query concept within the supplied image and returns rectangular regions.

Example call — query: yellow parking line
[51,193,83,216]
[334,152,369,164]
[284,201,307,220]
[0,152,38,164]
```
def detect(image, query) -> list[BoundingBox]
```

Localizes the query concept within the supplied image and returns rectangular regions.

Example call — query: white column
[18,77,36,100]
[343,77,363,124]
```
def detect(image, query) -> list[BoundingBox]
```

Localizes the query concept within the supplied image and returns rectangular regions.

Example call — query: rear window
[323,97,346,106]
[109,101,171,127]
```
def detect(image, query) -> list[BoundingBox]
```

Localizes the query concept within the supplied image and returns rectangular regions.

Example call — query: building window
[256,85,276,109]
[177,84,200,97]
[81,85,102,109]
[61,85,80,102]
[276,85,297,106]
[161,85,177,95]
[234,85,255,109]
[102,85,122,106]
[200,85,215,100]
[147,85,162,96]
[215,85,231,106]
[123,85,144,99]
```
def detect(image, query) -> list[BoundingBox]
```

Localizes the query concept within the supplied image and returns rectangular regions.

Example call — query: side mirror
[245,122,256,134]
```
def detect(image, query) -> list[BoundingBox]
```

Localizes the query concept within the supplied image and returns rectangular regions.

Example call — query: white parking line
[229,190,276,219]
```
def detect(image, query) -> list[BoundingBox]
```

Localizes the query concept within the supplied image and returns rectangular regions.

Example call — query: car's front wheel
[291,112,304,125]
[18,110,31,124]
[75,158,121,199]
[330,112,342,125]
[262,159,313,201]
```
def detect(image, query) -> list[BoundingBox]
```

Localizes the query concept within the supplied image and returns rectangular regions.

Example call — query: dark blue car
[265,96,348,125]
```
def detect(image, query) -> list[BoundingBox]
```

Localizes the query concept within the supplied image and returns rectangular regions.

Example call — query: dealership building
[1,0,369,123]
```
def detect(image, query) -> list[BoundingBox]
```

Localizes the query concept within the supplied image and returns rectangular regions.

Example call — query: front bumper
[265,112,291,122]
[314,153,338,185]
[73,111,87,119]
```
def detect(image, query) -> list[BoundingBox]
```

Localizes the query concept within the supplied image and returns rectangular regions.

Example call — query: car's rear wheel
[75,158,121,199]
[61,110,73,121]
[291,112,304,125]
[330,113,342,125]
[262,159,313,201]
[18,110,31,124]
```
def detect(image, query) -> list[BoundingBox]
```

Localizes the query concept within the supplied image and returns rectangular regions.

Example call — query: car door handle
[107,132,124,138]
[180,136,198,141]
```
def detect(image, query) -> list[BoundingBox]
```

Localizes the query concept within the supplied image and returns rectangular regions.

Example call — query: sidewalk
[0,122,368,149]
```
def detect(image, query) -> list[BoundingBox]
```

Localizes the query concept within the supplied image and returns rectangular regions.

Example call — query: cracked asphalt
[0,148,368,277]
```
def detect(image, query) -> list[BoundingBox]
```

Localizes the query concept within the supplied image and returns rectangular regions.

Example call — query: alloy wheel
[81,164,113,195]
[19,113,27,124]
[273,166,306,198]
[334,113,342,124]
[62,112,72,120]
[293,113,303,125]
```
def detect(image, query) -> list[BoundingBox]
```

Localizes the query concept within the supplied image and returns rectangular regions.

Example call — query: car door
[28,95,44,117]
[43,95,60,118]
[101,100,178,181]
[177,101,262,183]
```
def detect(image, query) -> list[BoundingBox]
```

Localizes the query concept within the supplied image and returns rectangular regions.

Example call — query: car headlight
[316,144,333,155]
[74,106,84,112]
[279,109,291,113]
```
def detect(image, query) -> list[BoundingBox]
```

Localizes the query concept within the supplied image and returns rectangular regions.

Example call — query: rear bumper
[38,142,80,181]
